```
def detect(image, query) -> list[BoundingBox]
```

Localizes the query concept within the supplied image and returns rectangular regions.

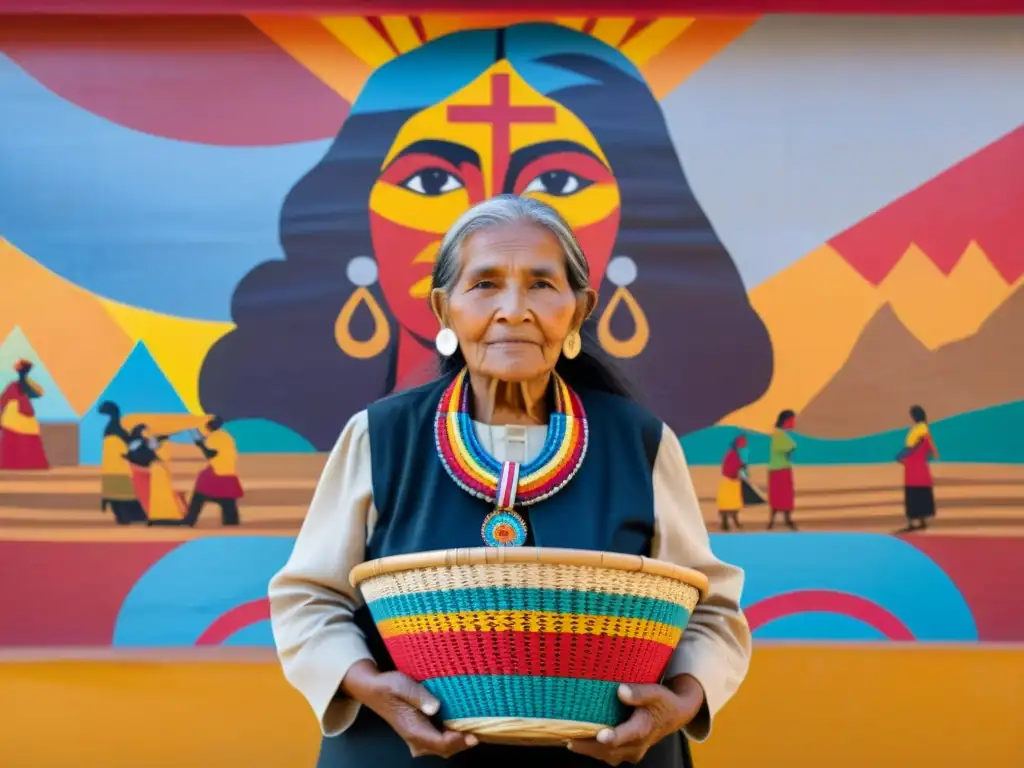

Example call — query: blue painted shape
[113,536,293,647]
[78,342,188,465]
[753,612,889,641]
[222,621,275,648]
[351,31,494,115]
[0,54,330,321]
[113,533,977,647]
[0,327,78,421]
[352,23,643,117]
[223,418,316,454]
[682,400,1024,465]
[708,533,977,641]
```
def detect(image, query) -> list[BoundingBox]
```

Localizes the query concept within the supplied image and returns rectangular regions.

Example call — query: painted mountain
[726,124,1024,433]
[799,285,1024,437]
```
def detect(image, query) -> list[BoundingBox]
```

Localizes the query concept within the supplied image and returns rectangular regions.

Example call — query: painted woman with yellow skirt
[124,424,188,525]
[717,435,748,531]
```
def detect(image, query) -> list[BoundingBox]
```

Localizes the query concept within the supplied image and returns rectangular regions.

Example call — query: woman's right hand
[342,659,478,758]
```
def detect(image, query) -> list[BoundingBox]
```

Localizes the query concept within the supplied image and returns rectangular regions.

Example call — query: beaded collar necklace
[434,367,589,547]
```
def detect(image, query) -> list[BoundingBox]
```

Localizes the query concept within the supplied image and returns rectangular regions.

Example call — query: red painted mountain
[829,125,1024,285]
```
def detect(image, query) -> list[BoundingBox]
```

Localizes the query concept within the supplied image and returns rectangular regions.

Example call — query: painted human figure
[183,416,243,527]
[124,424,188,525]
[717,435,748,531]
[0,360,49,470]
[897,404,939,533]
[768,409,798,531]
[98,400,148,524]
[199,23,772,450]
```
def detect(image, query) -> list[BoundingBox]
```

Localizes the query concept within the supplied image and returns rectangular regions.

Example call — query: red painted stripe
[195,597,271,645]
[745,590,916,641]
[8,1,1024,14]
[409,15,427,43]
[385,630,674,683]
[619,19,654,47]
[365,15,400,56]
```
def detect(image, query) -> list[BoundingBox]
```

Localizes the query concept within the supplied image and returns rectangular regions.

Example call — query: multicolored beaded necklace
[434,367,589,547]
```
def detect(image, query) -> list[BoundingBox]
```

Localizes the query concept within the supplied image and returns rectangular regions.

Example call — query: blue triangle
[79,341,189,465]
[0,326,78,422]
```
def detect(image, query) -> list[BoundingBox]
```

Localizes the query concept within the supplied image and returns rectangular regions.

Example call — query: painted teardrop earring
[334,256,391,359]
[598,255,650,359]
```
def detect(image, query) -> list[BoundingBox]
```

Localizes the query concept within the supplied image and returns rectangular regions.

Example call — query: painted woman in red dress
[0,360,49,470]
[897,404,939,533]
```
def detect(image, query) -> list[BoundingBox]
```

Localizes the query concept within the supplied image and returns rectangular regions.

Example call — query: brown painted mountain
[798,285,1024,438]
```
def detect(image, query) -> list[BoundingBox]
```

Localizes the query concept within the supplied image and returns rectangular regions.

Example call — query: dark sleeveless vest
[354,374,664,670]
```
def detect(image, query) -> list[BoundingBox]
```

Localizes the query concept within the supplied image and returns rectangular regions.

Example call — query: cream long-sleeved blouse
[269,410,751,744]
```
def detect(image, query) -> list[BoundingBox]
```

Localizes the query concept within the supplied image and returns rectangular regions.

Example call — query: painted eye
[400,168,465,196]
[523,170,593,197]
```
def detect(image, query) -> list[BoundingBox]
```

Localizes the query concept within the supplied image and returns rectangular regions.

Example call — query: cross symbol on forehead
[447,73,557,196]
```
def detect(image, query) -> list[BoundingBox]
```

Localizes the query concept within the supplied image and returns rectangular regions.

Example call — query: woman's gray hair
[430,194,592,295]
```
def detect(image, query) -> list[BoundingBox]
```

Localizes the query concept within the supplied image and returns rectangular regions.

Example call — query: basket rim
[349,547,709,599]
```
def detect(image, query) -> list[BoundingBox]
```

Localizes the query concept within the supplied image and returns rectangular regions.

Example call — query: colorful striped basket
[349,547,707,745]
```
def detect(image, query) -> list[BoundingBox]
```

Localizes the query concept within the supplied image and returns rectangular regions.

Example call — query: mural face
[197,23,772,450]
[1,13,1023,652]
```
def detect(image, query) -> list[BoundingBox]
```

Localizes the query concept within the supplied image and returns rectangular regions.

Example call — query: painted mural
[0,14,1023,649]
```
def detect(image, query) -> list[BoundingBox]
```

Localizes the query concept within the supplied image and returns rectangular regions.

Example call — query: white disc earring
[435,327,459,357]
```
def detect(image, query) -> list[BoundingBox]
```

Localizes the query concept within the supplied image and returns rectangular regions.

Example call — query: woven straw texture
[360,561,701,739]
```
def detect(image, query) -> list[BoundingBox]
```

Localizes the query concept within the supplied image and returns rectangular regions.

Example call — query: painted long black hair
[199,24,772,450]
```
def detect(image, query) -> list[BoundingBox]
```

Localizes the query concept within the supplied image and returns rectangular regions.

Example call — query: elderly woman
[269,196,750,768]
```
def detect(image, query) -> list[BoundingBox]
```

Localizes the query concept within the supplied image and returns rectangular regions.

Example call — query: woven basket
[350,547,707,745]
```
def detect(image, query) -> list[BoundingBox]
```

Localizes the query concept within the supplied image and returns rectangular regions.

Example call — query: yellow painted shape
[554,17,589,30]
[122,413,208,435]
[372,61,619,236]
[4,646,1022,767]
[248,15,371,103]
[100,300,232,415]
[419,15,560,40]
[0,238,133,415]
[877,241,1017,350]
[377,610,681,646]
[1,400,40,435]
[722,245,883,431]
[381,15,423,53]
[588,18,636,48]
[320,17,397,68]
[620,18,695,66]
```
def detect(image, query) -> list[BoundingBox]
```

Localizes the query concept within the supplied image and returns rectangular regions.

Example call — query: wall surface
[0,11,1023,767]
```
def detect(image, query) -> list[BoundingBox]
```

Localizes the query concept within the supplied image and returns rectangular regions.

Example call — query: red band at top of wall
[1,0,1022,15]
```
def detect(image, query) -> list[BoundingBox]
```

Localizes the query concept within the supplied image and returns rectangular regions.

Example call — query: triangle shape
[0,326,78,421]
[79,341,189,465]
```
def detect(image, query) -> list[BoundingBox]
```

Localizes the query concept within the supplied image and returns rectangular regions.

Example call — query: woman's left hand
[568,675,705,766]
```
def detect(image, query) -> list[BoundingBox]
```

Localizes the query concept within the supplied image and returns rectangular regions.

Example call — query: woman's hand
[341,660,478,758]
[568,675,705,766]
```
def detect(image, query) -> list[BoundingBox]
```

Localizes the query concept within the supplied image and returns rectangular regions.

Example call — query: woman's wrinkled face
[369,61,621,341]
[435,222,592,383]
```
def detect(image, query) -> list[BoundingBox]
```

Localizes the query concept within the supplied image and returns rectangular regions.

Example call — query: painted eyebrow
[504,140,605,192]
[384,139,481,172]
